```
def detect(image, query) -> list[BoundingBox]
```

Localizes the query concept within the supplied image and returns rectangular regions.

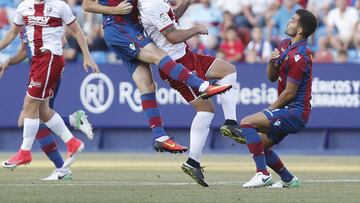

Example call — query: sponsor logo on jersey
[27,16,50,26]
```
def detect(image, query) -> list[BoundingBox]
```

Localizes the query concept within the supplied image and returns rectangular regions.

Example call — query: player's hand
[114,1,133,15]
[83,57,100,73]
[0,60,10,78]
[195,25,208,35]
[269,48,280,62]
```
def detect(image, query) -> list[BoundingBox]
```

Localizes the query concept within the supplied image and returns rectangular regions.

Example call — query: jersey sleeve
[13,5,25,26]
[287,53,307,85]
[142,1,174,32]
[60,2,76,25]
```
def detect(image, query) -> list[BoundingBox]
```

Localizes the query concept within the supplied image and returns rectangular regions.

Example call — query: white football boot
[269,176,300,188]
[41,167,72,181]
[243,172,273,188]
[72,110,94,140]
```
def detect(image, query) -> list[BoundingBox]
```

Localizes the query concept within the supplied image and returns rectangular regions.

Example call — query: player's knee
[240,116,253,126]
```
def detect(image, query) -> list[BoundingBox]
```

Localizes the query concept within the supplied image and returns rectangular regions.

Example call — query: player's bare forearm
[173,0,191,19]
[162,25,206,44]
[8,44,27,65]
[267,61,279,82]
[83,0,132,15]
[67,21,92,59]
[269,82,298,109]
[0,25,22,51]
[269,90,295,110]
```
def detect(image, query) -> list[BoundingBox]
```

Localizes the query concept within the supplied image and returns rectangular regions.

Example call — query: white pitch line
[1,179,360,187]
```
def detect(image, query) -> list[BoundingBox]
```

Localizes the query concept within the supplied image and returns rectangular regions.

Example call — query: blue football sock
[265,149,294,182]
[141,92,167,140]
[158,56,204,90]
[36,124,64,169]
[241,124,269,175]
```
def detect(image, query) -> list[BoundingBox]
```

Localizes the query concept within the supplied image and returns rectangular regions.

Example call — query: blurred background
[0,0,359,154]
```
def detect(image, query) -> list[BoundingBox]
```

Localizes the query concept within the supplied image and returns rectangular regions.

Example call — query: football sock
[141,92,167,140]
[158,56,209,91]
[189,111,214,163]
[36,124,64,169]
[20,118,40,151]
[241,124,269,175]
[217,72,238,121]
[45,112,74,143]
[265,148,293,182]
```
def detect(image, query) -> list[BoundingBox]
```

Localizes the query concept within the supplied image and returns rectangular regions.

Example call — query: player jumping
[227,9,318,188]
[0,0,99,170]
[82,0,233,153]
[138,0,243,187]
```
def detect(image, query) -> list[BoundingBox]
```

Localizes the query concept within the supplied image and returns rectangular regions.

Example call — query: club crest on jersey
[136,34,144,41]
[27,16,50,26]
[46,7,53,14]
[160,13,168,23]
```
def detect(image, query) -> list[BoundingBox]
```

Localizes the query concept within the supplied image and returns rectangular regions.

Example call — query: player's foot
[1,149,32,169]
[41,167,73,181]
[243,172,272,188]
[63,137,84,168]
[153,137,188,153]
[269,176,300,188]
[220,123,246,144]
[181,163,209,187]
[73,110,94,140]
[200,84,232,100]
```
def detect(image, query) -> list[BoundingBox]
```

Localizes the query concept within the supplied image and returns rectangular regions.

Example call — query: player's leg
[132,62,187,153]
[205,58,244,143]
[182,98,215,187]
[40,101,84,168]
[1,95,42,169]
[50,79,94,139]
[240,111,273,188]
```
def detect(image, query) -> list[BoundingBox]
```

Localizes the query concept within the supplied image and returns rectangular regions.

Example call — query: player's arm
[172,0,192,19]
[0,25,23,51]
[267,48,280,82]
[83,0,132,15]
[0,43,27,78]
[268,81,299,110]
[268,54,306,110]
[66,21,100,73]
[161,24,208,44]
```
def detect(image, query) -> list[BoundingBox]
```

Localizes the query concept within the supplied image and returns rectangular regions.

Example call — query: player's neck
[290,35,304,45]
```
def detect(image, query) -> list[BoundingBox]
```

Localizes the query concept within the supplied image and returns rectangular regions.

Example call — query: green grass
[0,153,359,203]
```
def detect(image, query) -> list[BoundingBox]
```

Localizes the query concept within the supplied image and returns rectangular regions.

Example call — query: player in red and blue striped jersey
[83,0,232,153]
[228,9,318,188]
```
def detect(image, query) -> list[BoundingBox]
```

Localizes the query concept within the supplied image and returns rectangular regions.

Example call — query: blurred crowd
[1,0,360,64]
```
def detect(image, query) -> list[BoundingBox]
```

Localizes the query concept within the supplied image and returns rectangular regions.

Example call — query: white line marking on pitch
[1,179,360,187]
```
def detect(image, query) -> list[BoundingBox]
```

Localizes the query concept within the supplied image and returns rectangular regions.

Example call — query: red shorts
[159,50,216,103]
[27,52,64,100]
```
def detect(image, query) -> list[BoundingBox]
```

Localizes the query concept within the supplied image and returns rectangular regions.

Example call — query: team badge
[46,7,52,14]
[136,34,144,41]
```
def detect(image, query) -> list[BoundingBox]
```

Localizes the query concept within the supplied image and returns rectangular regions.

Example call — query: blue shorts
[103,23,152,75]
[262,107,307,144]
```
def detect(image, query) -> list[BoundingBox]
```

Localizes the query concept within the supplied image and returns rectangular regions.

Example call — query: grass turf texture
[0,153,359,203]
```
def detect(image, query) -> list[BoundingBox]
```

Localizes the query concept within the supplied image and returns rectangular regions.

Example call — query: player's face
[285,14,301,37]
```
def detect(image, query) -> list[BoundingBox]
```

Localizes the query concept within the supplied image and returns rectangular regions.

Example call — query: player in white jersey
[139,0,244,187]
[0,0,100,169]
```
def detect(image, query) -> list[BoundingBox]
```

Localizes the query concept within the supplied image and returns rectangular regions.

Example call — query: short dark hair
[295,9,318,38]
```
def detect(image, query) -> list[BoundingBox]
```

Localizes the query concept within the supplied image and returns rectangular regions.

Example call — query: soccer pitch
[0,153,359,203]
